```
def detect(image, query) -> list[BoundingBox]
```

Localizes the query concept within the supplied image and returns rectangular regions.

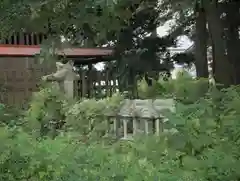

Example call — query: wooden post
[26,33,29,45]
[81,70,87,97]
[19,33,24,44]
[31,33,34,45]
[39,33,43,44]
[88,64,93,98]
[12,34,17,44]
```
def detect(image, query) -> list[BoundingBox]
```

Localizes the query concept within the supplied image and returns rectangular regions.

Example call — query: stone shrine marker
[42,60,80,98]
[107,98,175,139]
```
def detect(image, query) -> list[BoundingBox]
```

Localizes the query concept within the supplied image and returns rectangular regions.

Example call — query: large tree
[158,0,209,78]
[160,0,240,86]
[0,0,176,97]
[102,0,175,95]
[0,0,135,45]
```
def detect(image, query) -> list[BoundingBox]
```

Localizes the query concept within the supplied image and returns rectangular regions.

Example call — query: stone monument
[42,60,80,98]
[106,98,175,140]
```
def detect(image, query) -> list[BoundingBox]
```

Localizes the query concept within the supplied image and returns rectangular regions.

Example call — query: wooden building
[0,33,116,106]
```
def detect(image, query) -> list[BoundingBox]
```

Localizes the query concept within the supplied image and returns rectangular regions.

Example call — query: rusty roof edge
[0,45,115,57]
[0,44,114,51]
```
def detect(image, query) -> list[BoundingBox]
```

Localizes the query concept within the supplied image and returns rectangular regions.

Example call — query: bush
[24,84,123,141]
[65,93,123,141]
[1,77,240,181]
[24,84,71,138]
[0,128,89,181]
[0,127,202,181]
[138,70,209,104]
[160,85,240,181]
[0,103,23,128]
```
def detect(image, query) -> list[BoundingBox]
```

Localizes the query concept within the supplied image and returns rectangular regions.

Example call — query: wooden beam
[0,45,113,57]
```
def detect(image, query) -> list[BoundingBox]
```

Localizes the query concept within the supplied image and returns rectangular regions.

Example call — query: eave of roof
[0,45,114,57]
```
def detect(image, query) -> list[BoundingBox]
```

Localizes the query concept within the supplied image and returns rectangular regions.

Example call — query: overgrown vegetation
[138,70,209,103]
[0,0,240,180]
[1,75,240,181]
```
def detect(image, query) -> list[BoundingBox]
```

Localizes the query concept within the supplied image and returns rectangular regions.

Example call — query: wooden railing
[0,33,48,45]
[75,69,119,98]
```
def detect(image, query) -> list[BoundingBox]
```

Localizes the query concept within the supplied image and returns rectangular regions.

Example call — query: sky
[157,20,195,78]
[157,20,193,49]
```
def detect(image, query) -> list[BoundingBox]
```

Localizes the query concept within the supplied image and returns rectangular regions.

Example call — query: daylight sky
[157,21,195,78]
[157,21,193,49]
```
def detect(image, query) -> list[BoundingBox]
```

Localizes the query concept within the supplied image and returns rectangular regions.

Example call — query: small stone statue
[42,60,80,98]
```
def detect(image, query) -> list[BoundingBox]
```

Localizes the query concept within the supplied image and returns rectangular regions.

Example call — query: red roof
[0,45,113,57]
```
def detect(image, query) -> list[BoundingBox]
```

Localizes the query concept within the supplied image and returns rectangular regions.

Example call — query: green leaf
[168,133,187,150]
[182,156,200,170]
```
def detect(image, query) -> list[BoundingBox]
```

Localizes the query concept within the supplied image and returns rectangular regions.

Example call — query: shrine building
[0,33,116,106]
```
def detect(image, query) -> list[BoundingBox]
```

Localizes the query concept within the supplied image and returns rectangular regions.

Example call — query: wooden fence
[0,58,119,106]
[0,57,54,107]
[75,69,119,99]
[0,33,48,45]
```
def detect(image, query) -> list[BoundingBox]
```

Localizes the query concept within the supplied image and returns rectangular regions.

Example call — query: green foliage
[65,93,123,140]
[0,103,23,128]
[1,77,240,181]
[0,0,133,44]
[138,78,174,99]
[24,84,70,138]
[138,70,209,103]
[133,84,240,181]
[171,72,209,104]
[24,83,123,141]
[161,85,240,181]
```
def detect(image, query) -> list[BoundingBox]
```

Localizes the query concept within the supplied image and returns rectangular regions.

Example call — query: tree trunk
[224,1,240,85]
[203,0,233,87]
[194,3,209,78]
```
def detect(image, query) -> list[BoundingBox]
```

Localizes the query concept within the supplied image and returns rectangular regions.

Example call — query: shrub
[137,81,240,180]
[160,85,240,181]
[0,103,23,128]
[138,71,209,103]
[24,84,72,138]
[24,83,124,139]
[65,93,124,141]
[0,127,204,181]
[2,76,240,181]
[137,78,173,99]
[0,128,84,181]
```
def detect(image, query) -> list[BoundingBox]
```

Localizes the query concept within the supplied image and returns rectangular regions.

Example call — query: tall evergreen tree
[108,0,175,94]
[160,0,240,86]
